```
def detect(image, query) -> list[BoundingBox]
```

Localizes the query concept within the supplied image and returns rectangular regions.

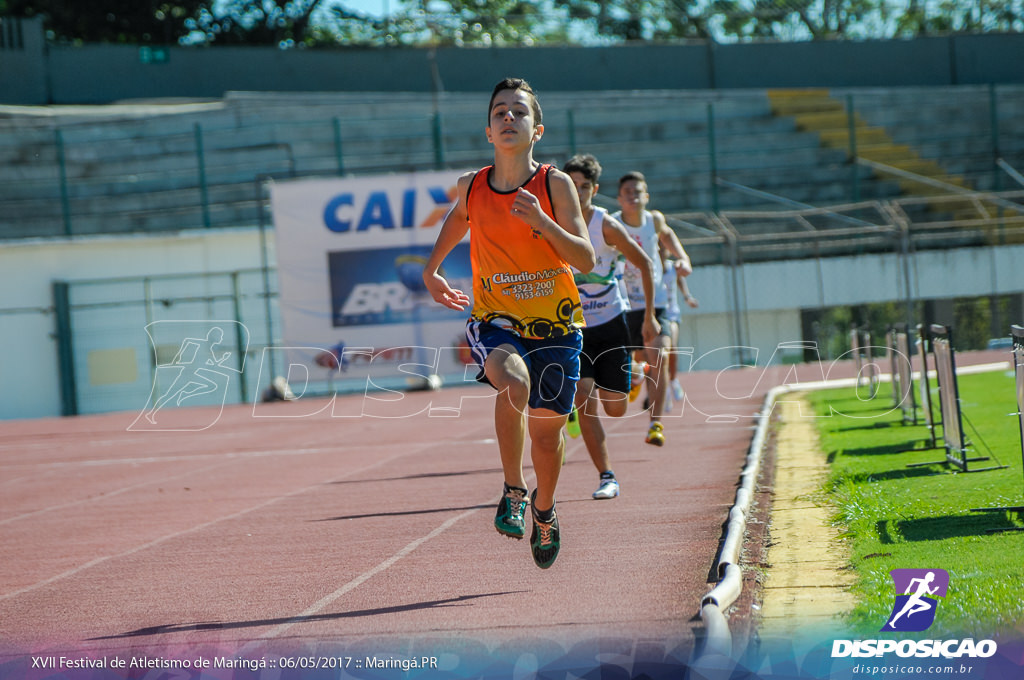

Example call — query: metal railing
[2,85,1022,242]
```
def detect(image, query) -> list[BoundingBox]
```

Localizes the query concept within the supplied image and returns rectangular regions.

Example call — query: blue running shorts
[466,320,582,415]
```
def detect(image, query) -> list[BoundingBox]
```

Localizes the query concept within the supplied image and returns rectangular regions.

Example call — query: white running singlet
[572,207,630,327]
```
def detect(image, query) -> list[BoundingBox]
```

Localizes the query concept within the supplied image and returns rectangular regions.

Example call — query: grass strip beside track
[804,369,1024,638]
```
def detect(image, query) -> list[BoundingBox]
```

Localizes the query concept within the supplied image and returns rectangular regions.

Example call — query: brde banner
[269,170,475,393]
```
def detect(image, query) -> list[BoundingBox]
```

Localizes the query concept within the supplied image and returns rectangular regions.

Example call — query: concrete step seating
[0,89,800,237]
[766,87,1024,236]
[1,87,1021,241]
[776,100,1006,244]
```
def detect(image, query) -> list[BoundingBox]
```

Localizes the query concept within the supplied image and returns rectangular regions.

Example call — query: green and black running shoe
[494,484,529,539]
[529,490,560,569]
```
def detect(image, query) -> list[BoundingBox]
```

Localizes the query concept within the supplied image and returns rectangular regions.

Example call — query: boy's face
[486,88,543,149]
[618,179,648,213]
[568,171,597,210]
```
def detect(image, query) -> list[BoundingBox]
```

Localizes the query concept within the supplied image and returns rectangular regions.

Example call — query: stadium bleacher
[5,85,1022,245]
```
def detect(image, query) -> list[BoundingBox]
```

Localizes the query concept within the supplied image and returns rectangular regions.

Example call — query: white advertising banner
[269,170,476,392]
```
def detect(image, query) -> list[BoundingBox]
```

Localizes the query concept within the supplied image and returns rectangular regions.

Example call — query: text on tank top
[572,206,629,327]
[467,164,585,339]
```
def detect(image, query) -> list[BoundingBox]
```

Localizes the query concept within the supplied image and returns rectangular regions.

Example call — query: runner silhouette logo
[129,320,248,432]
[881,568,949,632]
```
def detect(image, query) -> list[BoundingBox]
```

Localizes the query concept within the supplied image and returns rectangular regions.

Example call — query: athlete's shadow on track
[317,503,494,521]
[330,468,504,485]
[89,592,525,640]
[317,495,597,522]
[330,459,591,487]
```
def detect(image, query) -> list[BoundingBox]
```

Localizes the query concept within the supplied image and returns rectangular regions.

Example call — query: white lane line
[0,440,488,523]
[0,443,434,602]
[0,446,384,471]
[242,432,598,645]
[0,446,378,525]
[245,505,487,647]
[0,459,234,527]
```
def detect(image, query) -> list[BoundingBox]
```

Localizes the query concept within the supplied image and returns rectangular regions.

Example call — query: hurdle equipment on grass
[968,325,1024,531]
[892,324,917,425]
[1015,325,1024,466]
[850,325,879,399]
[915,324,940,449]
[931,324,967,469]
[925,324,1003,472]
[886,327,899,408]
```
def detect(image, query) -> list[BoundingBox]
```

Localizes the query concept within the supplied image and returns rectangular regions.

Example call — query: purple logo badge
[881,568,949,632]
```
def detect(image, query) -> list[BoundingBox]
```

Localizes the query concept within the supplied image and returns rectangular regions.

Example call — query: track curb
[694,359,1012,664]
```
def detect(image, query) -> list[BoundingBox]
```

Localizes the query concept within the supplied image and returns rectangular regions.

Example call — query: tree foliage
[2,0,1023,46]
[386,0,555,46]
[548,0,1024,42]
[184,1,329,46]
[1,0,203,44]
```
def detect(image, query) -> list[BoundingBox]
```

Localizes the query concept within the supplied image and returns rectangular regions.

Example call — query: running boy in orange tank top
[422,78,595,569]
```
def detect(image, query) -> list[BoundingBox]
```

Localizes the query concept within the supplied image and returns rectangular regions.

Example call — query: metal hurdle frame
[1015,325,1024,477]
[851,325,879,399]
[969,325,1024,531]
[892,324,917,425]
[915,324,940,449]
[850,325,862,375]
[922,324,1002,472]
[886,326,899,408]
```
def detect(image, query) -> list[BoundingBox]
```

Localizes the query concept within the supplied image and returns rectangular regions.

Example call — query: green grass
[804,369,1024,638]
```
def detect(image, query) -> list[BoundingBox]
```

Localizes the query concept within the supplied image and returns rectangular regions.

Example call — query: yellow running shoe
[645,421,665,446]
[566,407,581,439]
[628,362,646,402]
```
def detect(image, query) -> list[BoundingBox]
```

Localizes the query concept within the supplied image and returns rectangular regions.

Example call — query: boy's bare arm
[422,172,473,311]
[602,215,661,342]
[511,170,595,273]
[653,210,692,274]
[677,270,699,308]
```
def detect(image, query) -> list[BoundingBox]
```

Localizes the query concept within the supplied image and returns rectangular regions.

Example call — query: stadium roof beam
[858,157,1024,215]
[715,177,880,230]
[997,158,1024,189]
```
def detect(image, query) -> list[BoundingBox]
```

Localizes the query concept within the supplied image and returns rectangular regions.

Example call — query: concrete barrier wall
[4,228,1022,419]
[0,17,48,105]
[2,23,1023,105]
[713,38,956,89]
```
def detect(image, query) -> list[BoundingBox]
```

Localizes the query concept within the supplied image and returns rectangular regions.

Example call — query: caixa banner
[269,170,475,391]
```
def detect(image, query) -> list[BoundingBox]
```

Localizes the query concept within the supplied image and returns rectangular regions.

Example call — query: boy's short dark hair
[489,77,543,125]
[563,154,602,182]
[618,171,646,190]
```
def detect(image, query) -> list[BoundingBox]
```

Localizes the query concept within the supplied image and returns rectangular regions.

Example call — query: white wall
[0,228,273,420]
[2,232,1022,420]
[675,244,1024,375]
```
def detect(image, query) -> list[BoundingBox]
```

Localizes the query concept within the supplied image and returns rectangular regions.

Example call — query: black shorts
[580,313,635,394]
[624,308,671,349]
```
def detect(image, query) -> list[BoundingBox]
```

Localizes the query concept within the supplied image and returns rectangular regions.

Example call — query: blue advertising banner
[327,245,472,328]
[269,171,475,393]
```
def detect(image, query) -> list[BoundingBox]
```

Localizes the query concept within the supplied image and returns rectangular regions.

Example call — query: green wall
[2,19,1023,105]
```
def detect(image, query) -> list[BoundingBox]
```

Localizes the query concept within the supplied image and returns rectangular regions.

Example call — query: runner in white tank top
[614,171,694,447]
[573,206,630,326]
[614,209,667,311]
[565,154,660,499]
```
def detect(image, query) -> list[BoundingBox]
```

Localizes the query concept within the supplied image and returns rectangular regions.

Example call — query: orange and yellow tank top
[466,164,584,339]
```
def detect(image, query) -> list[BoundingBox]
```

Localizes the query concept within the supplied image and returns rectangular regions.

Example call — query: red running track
[0,353,1007,677]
